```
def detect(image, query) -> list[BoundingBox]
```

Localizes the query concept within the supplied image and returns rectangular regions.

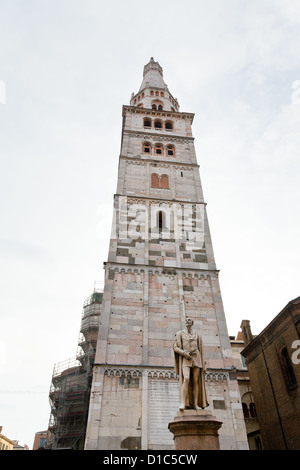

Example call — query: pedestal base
[168,409,222,450]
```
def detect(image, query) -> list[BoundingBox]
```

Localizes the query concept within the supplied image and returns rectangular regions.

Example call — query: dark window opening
[143,143,151,153]
[242,402,249,419]
[282,347,297,389]
[158,211,164,230]
[249,403,257,418]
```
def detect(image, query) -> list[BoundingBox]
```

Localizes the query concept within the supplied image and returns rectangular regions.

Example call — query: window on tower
[154,144,163,155]
[151,174,169,189]
[167,145,175,156]
[144,118,152,128]
[165,121,173,131]
[151,173,160,188]
[160,174,169,189]
[154,120,162,129]
[157,211,165,230]
[143,142,152,154]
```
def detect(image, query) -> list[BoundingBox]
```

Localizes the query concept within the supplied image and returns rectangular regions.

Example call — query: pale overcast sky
[0,0,299,448]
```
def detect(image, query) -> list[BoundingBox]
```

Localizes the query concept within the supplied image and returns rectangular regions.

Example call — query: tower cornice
[103,260,218,275]
[119,155,199,168]
[114,193,207,206]
[123,129,195,142]
[122,105,194,123]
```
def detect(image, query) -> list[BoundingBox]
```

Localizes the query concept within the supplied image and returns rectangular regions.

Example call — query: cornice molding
[121,157,198,171]
[103,261,219,278]
[92,364,229,382]
[123,129,195,142]
[122,104,194,122]
[114,193,206,206]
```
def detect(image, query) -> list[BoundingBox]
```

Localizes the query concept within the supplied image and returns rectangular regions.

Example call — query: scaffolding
[46,287,103,450]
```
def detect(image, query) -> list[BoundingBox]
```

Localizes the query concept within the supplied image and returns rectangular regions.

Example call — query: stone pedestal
[168,409,222,450]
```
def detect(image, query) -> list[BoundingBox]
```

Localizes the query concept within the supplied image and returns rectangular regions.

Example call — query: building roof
[242,295,300,357]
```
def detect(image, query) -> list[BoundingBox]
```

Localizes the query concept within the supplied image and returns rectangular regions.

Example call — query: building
[0,427,15,451]
[12,441,29,450]
[33,431,48,450]
[84,58,248,450]
[45,287,102,450]
[241,296,300,450]
[230,331,263,450]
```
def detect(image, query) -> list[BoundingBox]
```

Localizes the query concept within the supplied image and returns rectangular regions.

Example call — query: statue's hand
[183,351,192,360]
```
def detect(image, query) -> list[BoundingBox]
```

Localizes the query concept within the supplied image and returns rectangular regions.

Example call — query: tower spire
[139,57,165,91]
[130,57,180,112]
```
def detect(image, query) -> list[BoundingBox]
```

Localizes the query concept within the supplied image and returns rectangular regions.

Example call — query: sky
[0,0,300,449]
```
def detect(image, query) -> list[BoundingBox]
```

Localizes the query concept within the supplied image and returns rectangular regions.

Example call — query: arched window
[152,100,163,110]
[157,211,165,230]
[167,145,175,156]
[151,174,159,188]
[144,118,151,128]
[143,142,151,154]
[150,90,154,96]
[154,144,163,156]
[242,402,249,419]
[281,347,297,388]
[249,403,257,418]
[154,120,162,129]
[151,174,169,189]
[165,121,173,130]
[160,174,169,189]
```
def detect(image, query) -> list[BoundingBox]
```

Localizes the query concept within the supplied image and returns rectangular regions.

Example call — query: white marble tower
[84,58,248,450]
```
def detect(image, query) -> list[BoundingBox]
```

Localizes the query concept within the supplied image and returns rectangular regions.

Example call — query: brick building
[230,331,263,449]
[241,296,300,449]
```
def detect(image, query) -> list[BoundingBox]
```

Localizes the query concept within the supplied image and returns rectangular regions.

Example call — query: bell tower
[84,58,248,450]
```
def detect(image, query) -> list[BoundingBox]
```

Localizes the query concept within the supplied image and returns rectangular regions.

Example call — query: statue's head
[185,317,194,327]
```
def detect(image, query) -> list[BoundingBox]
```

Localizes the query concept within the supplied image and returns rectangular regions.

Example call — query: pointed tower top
[138,57,166,91]
[130,58,180,112]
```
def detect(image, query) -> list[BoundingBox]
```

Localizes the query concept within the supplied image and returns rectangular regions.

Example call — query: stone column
[168,409,222,450]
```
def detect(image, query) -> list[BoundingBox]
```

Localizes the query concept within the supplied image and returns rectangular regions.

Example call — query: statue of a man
[173,317,209,411]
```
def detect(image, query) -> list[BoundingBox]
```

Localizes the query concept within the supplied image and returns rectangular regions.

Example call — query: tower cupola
[130,57,180,112]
